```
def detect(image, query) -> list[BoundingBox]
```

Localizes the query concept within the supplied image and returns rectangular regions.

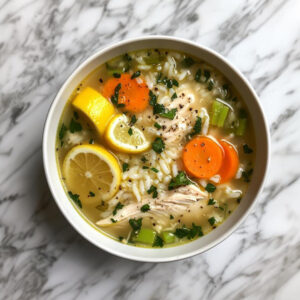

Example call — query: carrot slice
[218,140,239,183]
[182,136,224,179]
[102,73,149,113]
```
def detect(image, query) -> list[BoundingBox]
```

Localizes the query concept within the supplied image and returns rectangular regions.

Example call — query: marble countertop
[1,0,300,299]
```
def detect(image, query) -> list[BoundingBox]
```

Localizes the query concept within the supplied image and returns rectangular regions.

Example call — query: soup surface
[56,49,255,248]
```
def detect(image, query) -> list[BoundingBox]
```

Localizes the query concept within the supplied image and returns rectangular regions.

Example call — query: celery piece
[162,231,175,244]
[217,105,229,127]
[211,100,229,127]
[236,118,247,136]
[144,52,164,65]
[133,228,157,244]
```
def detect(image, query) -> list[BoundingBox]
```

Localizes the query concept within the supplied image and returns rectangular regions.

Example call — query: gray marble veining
[1,0,300,299]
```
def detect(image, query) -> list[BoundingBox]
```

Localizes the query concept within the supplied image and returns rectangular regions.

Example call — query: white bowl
[43,36,270,262]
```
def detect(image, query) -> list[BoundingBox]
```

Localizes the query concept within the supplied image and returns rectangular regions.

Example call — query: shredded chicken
[157,91,195,147]
[96,185,208,227]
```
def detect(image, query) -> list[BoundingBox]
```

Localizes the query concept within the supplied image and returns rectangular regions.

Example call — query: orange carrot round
[102,73,149,113]
[182,136,224,179]
[218,140,239,183]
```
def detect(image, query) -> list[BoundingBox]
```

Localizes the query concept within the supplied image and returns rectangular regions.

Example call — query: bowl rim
[43,35,270,262]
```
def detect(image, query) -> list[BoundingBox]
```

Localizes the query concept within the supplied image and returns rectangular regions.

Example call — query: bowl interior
[43,36,269,262]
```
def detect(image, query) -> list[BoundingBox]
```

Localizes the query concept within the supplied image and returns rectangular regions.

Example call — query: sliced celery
[217,105,229,127]
[144,52,164,65]
[133,228,157,244]
[162,231,175,244]
[236,118,247,136]
[211,100,229,127]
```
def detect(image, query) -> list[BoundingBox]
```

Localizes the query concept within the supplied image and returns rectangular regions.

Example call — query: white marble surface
[1,0,300,299]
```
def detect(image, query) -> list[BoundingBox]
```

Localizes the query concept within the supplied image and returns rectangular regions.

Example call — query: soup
[56,49,255,248]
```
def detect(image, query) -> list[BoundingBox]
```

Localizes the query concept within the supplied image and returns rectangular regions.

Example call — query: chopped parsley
[156,73,179,89]
[129,218,142,231]
[73,111,79,120]
[141,156,147,163]
[182,57,195,68]
[208,198,216,205]
[170,215,174,220]
[174,223,203,239]
[195,69,211,83]
[153,235,164,247]
[113,202,124,216]
[171,92,177,100]
[130,115,137,126]
[203,70,211,82]
[113,73,121,78]
[168,171,192,190]
[205,183,216,193]
[243,144,253,154]
[122,163,129,172]
[207,79,214,91]
[159,108,177,120]
[154,122,161,129]
[59,123,67,141]
[140,204,150,212]
[111,83,122,106]
[111,218,117,223]
[150,167,159,173]
[142,166,149,169]
[208,217,216,226]
[119,236,124,241]
[128,128,133,136]
[152,137,165,154]
[69,118,82,133]
[195,69,202,82]
[89,138,94,144]
[242,168,253,182]
[147,185,158,198]
[131,70,141,79]
[68,191,82,208]
[88,191,95,197]
[149,90,157,106]
[187,116,202,140]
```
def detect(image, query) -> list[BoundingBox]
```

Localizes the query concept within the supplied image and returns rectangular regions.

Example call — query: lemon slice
[104,114,151,153]
[63,144,121,205]
[72,87,115,136]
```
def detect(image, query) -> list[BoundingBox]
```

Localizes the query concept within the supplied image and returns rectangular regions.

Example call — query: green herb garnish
[142,166,149,169]
[208,198,215,205]
[171,93,177,100]
[243,144,253,154]
[154,122,161,129]
[68,191,82,208]
[128,128,133,136]
[208,217,216,226]
[170,215,174,220]
[205,183,216,193]
[242,168,253,182]
[207,79,214,91]
[73,111,79,120]
[168,171,192,190]
[129,218,142,231]
[141,156,147,163]
[187,116,202,140]
[159,108,177,120]
[182,57,195,68]
[59,123,67,141]
[152,137,165,154]
[111,218,117,223]
[113,73,121,78]
[140,204,150,212]
[111,83,122,105]
[113,202,124,216]
[204,70,211,82]
[195,69,202,82]
[69,118,82,133]
[122,163,129,172]
[174,223,203,239]
[153,235,164,247]
[89,138,94,144]
[131,71,141,79]
[150,167,159,173]
[130,115,137,126]
[149,90,157,106]
[89,191,95,197]
[147,185,158,198]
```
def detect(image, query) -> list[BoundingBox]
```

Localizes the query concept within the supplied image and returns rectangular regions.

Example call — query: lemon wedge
[72,87,115,136]
[63,144,121,205]
[104,114,151,153]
